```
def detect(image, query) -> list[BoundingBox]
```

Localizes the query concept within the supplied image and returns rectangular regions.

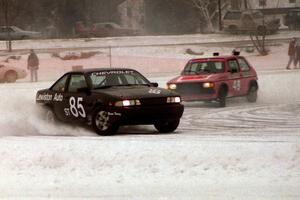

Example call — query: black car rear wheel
[45,109,56,123]
[92,108,119,136]
[40,106,59,124]
[154,119,180,133]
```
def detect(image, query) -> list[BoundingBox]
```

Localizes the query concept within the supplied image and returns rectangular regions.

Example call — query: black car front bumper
[108,103,184,125]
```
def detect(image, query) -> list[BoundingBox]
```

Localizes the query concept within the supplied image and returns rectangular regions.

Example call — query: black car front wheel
[92,108,119,136]
[154,119,180,133]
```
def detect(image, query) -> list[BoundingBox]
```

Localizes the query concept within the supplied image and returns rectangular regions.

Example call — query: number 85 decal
[69,97,86,118]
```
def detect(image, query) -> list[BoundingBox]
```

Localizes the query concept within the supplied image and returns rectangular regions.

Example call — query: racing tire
[45,109,58,124]
[247,85,258,103]
[92,108,119,136]
[218,87,227,108]
[154,119,180,133]
[5,71,17,83]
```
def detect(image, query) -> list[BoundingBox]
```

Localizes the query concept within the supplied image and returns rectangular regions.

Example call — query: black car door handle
[64,95,71,100]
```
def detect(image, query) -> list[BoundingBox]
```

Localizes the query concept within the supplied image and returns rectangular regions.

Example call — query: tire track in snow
[181,102,300,135]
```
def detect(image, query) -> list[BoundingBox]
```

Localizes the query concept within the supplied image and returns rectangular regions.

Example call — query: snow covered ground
[0,30,299,81]
[0,32,300,199]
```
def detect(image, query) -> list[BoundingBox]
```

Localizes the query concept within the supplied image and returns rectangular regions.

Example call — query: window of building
[259,0,266,7]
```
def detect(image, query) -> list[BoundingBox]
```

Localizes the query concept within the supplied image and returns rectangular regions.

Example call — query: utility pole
[244,0,248,9]
[109,46,112,68]
[218,0,222,31]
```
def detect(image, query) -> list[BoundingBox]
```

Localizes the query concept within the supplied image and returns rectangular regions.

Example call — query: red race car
[166,52,258,107]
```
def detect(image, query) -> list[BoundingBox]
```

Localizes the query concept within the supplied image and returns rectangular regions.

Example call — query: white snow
[0,31,300,199]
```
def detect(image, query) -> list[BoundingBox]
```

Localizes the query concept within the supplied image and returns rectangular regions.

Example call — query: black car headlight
[167,96,181,103]
[115,99,141,107]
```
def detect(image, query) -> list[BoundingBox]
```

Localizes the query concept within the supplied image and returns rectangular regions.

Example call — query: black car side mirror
[77,87,91,95]
[150,82,159,87]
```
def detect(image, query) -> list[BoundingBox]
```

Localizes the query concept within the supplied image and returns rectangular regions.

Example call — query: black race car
[36,68,184,135]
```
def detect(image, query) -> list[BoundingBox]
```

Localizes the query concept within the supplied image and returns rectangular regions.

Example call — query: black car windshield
[182,61,224,75]
[89,70,151,89]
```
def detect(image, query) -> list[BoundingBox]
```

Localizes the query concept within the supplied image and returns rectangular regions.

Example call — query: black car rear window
[89,70,150,88]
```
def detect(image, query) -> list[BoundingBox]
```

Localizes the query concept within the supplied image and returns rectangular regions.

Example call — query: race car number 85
[69,97,86,118]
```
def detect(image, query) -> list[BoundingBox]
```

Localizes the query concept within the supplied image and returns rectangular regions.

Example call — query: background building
[118,0,145,30]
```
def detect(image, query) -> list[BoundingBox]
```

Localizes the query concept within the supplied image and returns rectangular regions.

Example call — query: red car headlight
[203,82,215,88]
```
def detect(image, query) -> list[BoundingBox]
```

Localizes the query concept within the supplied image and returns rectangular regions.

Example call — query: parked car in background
[0,26,41,40]
[92,22,140,37]
[283,9,300,30]
[0,63,27,83]
[166,52,258,107]
[223,10,280,34]
[74,21,140,38]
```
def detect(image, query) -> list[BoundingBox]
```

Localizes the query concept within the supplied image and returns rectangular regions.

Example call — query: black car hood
[92,86,176,99]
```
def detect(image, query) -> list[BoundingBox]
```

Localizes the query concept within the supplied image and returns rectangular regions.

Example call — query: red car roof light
[232,50,240,56]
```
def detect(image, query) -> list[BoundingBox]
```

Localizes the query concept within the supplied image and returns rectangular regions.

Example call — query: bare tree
[250,32,268,55]
[186,0,228,33]
[246,2,268,56]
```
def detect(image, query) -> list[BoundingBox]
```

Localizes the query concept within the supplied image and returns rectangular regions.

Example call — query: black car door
[61,73,91,123]
[49,74,70,121]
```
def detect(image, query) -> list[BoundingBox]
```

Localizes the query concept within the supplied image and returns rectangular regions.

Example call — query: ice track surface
[0,70,300,199]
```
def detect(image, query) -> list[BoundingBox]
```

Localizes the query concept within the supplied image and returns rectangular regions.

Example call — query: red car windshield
[182,61,225,75]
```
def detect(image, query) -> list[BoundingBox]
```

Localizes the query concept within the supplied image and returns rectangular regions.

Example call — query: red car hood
[169,74,214,83]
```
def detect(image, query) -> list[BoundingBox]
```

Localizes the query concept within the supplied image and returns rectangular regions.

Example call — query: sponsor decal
[148,88,161,94]
[53,93,63,102]
[108,112,121,116]
[92,70,134,76]
[64,108,71,116]
[37,93,53,101]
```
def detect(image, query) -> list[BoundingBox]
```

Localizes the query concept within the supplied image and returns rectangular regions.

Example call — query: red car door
[226,59,243,97]
[237,57,255,95]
